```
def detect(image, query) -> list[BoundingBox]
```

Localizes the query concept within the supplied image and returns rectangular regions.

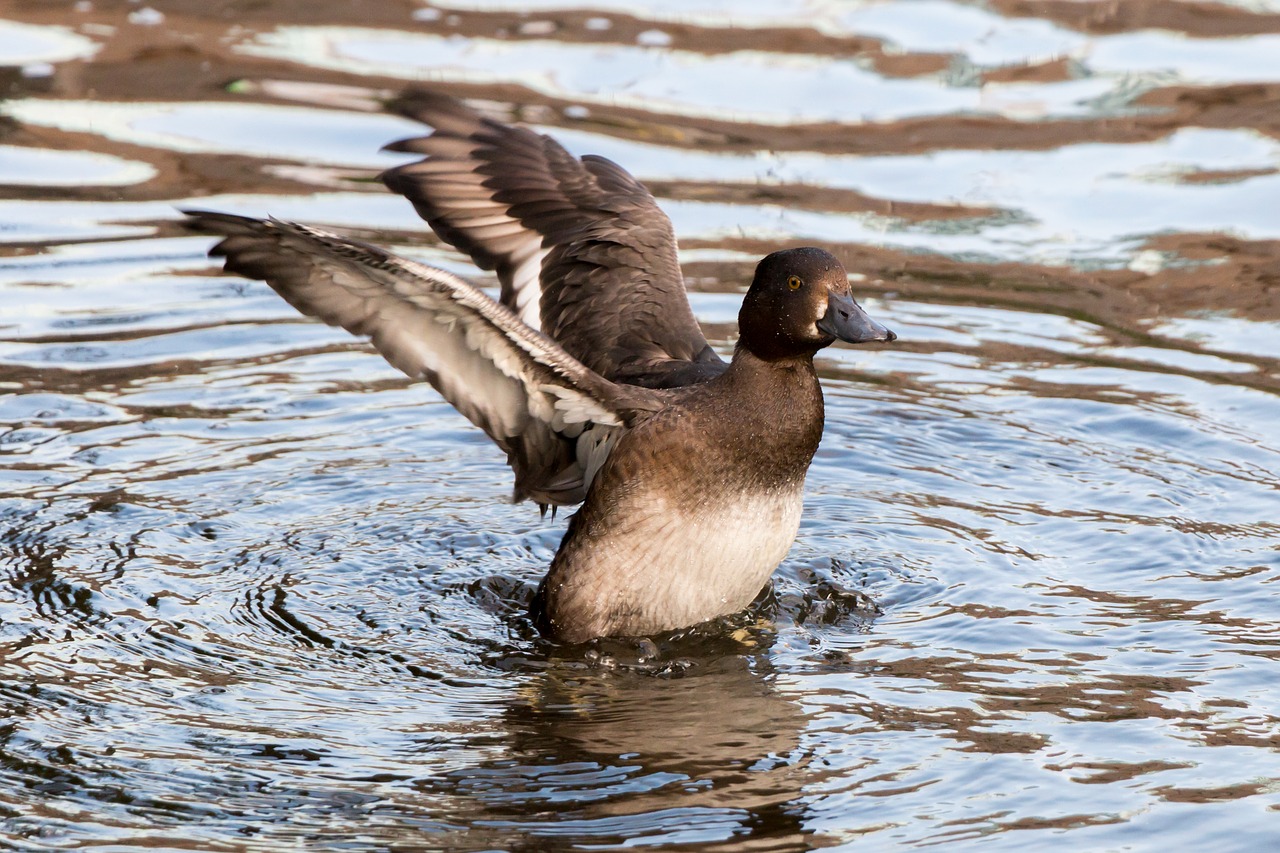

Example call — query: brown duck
[187,92,895,643]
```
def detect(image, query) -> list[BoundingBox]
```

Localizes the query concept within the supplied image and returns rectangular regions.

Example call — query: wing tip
[384,89,492,141]
[180,209,278,261]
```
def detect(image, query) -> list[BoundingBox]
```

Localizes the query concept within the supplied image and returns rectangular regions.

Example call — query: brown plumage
[185,92,895,642]
[382,92,723,388]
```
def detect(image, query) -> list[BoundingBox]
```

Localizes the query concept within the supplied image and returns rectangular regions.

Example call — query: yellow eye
[787,275,802,291]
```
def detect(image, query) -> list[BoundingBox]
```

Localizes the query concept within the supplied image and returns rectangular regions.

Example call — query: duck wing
[185,210,663,508]
[381,91,725,389]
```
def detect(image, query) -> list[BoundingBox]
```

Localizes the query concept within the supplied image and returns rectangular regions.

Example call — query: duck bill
[816,291,896,344]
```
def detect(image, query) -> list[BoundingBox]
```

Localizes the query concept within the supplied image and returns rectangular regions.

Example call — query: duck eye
[787,275,802,291]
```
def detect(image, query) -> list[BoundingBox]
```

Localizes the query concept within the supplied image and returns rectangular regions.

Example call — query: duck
[185,91,895,644]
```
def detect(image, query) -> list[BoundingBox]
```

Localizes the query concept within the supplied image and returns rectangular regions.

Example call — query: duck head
[737,247,895,361]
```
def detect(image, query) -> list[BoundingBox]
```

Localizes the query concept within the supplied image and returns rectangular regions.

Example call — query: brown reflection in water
[1042,758,1192,784]
[1136,234,1280,319]
[6,2,1279,354]
[8,2,1280,158]
[0,124,328,204]
[959,812,1125,836]
[41,73,1274,174]
[3,2,1278,846]
[7,0,951,84]
[1150,781,1274,803]
[1139,83,1280,145]
[994,0,1280,38]
[840,650,1208,738]
[646,180,996,223]
[1175,167,1279,185]
[0,340,368,396]
[1048,582,1277,638]
[687,235,1280,371]
[678,254,1280,435]
[349,80,1280,161]
[981,57,1075,85]
[854,688,1051,755]
[813,607,1273,758]
[982,671,1207,723]
[406,652,839,851]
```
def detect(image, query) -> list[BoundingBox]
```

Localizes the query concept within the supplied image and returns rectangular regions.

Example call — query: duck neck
[728,344,819,384]
[714,346,826,482]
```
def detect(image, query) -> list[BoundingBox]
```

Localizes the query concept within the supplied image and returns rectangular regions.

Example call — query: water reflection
[241,26,1012,122]
[0,19,98,67]
[3,0,1280,849]
[6,99,415,165]
[421,650,821,850]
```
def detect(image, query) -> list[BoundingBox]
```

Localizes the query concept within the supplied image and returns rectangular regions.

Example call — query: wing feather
[381,91,725,388]
[185,210,661,507]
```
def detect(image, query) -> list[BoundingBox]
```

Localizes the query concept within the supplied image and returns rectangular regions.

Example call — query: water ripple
[3,1,1280,849]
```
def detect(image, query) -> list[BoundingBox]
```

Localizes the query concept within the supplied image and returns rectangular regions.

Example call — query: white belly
[655,487,803,619]
[556,484,805,638]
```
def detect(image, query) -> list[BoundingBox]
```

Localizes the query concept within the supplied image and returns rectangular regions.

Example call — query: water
[2,1,1279,849]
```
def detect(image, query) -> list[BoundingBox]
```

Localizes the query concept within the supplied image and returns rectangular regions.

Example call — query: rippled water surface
[3,1,1280,849]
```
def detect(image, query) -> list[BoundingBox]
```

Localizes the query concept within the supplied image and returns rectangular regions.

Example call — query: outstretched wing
[185,210,662,507]
[381,91,724,388]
